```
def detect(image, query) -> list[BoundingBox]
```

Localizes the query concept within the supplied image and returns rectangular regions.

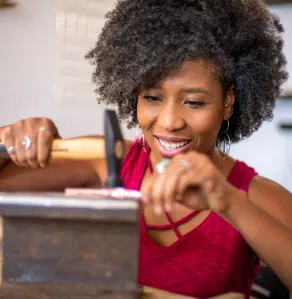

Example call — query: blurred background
[0,0,292,192]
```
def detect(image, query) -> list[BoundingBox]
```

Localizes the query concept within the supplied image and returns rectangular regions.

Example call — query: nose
[157,102,186,132]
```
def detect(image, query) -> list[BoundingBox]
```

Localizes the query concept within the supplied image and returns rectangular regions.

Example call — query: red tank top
[120,142,261,299]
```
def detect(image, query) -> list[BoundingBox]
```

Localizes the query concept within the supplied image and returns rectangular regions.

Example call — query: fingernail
[154,205,162,215]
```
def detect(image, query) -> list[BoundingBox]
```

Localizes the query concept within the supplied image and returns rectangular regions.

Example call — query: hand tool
[0,110,124,161]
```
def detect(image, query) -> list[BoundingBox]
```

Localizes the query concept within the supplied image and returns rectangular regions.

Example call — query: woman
[0,0,292,298]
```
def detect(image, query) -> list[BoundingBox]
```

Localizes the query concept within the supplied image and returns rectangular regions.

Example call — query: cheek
[189,109,223,137]
[137,98,157,129]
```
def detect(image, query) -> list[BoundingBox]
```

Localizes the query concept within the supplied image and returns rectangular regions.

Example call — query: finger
[150,172,171,214]
[161,163,190,212]
[176,167,198,198]
[140,175,156,205]
[26,134,39,168]
[176,170,208,209]
[37,127,55,167]
[15,136,30,167]
[203,179,228,213]
[183,188,206,210]
[1,127,19,166]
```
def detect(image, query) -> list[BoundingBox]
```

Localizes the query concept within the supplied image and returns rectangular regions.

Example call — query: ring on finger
[155,158,171,174]
[39,126,55,135]
[7,145,16,154]
[22,136,33,150]
[178,159,192,170]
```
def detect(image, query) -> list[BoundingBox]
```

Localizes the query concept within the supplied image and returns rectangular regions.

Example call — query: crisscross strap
[146,151,198,238]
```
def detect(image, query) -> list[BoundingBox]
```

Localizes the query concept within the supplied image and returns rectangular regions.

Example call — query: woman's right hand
[0,117,60,168]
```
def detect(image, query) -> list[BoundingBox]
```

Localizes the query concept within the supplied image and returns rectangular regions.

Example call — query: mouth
[154,136,192,157]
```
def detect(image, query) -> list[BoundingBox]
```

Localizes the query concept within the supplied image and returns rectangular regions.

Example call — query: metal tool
[0,110,141,299]
[104,109,125,187]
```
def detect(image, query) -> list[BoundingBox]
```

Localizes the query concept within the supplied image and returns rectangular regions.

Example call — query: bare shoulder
[249,176,291,201]
[248,175,292,227]
[92,139,134,185]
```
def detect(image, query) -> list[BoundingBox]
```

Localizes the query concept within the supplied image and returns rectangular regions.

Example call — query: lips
[155,136,192,157]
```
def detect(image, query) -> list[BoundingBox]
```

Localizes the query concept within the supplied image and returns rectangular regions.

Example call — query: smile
[159,139,189,150]
[155,137,192,157]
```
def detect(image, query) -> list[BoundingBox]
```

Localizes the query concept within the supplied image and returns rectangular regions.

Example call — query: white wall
[54,0,127,139]
[0,0,134,139]
[0,0,57,123]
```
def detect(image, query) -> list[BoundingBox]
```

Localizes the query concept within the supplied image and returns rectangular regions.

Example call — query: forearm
[0,159,100,192]
[225,191,292,290]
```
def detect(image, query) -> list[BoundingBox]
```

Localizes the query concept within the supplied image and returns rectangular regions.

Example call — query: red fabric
[120,141,261,299]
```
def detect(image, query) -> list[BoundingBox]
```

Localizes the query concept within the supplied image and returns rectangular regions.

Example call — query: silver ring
[22,136,32,150]
[155,158,171,174]
[179,159,192,169]
[39,126,54,135]
[7,146,16,154]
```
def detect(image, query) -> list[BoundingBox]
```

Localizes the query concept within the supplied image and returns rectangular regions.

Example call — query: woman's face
[137,59,234,164]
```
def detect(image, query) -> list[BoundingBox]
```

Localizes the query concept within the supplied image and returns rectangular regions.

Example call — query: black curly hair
[85,0,288,143]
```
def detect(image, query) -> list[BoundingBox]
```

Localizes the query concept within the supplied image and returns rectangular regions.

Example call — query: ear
[223,86,235,121]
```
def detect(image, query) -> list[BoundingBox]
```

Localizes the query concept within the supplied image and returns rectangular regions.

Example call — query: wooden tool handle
[51,137,106,160]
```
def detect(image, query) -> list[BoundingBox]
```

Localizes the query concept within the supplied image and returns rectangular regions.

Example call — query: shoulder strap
[228,160,258,193]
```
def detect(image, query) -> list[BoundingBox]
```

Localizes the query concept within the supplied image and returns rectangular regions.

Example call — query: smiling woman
[136,59,231,162]
[0,0,292,298]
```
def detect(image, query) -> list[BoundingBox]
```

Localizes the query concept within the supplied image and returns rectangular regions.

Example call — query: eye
[143,95,161,104]
[184,100,205,108]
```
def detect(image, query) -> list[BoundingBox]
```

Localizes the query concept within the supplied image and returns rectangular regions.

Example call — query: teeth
[159,139,189,150]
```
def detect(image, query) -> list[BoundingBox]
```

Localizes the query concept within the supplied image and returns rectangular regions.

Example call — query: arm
[0,118,103,191]
[0,158,101,192]
[0,133,134,192]
[225,177,292,290]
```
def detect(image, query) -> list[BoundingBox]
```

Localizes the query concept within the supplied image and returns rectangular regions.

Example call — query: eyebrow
[181,88,211,96]
[149,85,211,96]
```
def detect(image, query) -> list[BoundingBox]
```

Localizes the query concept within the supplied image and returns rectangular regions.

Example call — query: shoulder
[249,175,291,202]
[248,175,292,227]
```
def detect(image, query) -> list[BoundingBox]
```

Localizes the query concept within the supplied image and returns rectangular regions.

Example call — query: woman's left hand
[141,152,239,217]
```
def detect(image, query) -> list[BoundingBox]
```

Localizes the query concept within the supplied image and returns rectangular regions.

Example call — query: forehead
[156,59,219,88]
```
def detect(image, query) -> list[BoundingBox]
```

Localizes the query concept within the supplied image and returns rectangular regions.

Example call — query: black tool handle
[104,109,125,188]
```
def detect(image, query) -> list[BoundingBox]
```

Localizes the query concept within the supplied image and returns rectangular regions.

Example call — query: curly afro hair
[85,0,288,143]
